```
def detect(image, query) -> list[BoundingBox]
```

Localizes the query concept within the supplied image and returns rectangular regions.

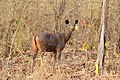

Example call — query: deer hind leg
[35,36,45,67]
[32,51,38,68]
[38,51,44,67]
[31,36,38,72]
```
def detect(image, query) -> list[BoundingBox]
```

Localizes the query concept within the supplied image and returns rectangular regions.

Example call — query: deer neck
[64,27,75,43]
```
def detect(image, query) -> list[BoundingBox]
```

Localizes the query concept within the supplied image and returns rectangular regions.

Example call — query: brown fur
[31,20,78,71]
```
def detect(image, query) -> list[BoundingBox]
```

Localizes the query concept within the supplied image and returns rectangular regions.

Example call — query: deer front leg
[53,52,57,73]
[53,52,57,66]
[57,48,62,63]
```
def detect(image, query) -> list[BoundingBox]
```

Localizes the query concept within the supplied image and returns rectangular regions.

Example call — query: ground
[0,45,120,80]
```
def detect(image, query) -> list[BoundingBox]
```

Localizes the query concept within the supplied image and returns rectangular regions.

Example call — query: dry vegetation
[0,0,120,80]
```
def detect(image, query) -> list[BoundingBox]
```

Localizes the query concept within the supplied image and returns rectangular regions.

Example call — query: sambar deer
[32,20,78,71]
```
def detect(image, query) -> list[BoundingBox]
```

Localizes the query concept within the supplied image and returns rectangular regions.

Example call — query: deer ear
[75,20,78,24]
[65,20,69,24]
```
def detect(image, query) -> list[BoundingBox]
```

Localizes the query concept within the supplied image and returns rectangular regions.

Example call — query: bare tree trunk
[96,0,109,71]
[116,0,120,54]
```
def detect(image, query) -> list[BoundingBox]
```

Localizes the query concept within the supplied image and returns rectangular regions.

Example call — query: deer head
[64,20,78,42]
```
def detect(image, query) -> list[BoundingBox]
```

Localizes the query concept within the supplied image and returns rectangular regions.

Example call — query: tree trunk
[116,0,120,54]
[96,0,109,70]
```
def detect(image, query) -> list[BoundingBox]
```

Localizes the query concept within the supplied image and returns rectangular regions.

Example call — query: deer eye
[68,25,74,28]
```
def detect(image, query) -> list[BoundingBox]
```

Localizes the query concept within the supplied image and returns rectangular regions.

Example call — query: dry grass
[0,0,120,80]
[0,45,120,80]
